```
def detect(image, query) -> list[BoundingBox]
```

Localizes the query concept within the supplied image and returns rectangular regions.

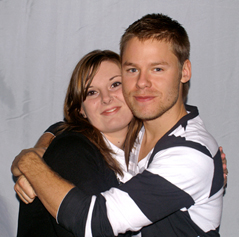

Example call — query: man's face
[121,37,185,121]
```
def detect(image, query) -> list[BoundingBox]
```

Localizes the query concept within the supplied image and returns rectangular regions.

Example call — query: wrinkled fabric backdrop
[0,0,238,236]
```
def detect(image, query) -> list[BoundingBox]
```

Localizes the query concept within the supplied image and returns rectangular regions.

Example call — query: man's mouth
[134,96,155,102]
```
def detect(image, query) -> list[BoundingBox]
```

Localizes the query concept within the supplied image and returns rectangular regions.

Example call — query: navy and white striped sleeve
[57,145,223,236]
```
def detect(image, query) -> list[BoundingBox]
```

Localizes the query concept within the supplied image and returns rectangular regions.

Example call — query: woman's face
[81,60,133,135]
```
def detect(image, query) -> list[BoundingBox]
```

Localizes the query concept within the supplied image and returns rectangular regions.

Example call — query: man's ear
[181,59,191,83]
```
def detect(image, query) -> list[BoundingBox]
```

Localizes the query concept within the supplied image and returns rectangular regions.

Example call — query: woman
[16,50,139,236]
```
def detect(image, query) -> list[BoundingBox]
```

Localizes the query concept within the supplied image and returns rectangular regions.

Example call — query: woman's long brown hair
[56,50,141,176]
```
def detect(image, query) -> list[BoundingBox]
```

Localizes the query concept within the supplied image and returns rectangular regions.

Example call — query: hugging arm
[11,129,228,236]
[220,146,228,188]
[12,122,63,204]
[13,133,54,204]
[16,130,120,237]
[12,142,75,219]
[12,146,224,236]
[12,142,228,205]
[57,146,224,236]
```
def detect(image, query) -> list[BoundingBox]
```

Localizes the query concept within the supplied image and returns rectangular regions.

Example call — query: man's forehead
[121,38,174,65]
[122,37,170,53]
[124,37,171,51]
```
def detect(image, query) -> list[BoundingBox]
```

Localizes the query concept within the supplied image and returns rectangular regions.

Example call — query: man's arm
[34,132,55,149]
[11,146,227,236]
[11,149,75,218]
[13,132,55,203]
[56,146,224,236]
[12,121,65,203]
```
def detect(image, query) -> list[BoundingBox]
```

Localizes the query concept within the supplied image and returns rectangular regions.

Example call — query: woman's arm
[220,146,228,188]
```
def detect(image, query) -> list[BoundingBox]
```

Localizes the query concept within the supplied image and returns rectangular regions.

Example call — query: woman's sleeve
[17,132,119,237]
[44,121,64,136]
[43,132,119,195]
[43,132,119,236]
[17,198,57,236]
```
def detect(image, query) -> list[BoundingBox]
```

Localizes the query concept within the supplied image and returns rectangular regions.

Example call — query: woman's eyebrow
[109,75,122,81]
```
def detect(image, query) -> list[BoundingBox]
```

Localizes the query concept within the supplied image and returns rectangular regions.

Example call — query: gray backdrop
[1,0,238,236]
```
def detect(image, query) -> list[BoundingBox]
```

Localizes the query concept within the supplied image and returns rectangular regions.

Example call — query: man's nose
[136,71,152,89]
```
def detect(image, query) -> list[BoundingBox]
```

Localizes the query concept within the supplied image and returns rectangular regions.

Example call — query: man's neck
[138,103,187,162]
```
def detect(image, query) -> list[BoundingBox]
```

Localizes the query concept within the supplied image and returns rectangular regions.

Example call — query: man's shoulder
[151,105,219,162]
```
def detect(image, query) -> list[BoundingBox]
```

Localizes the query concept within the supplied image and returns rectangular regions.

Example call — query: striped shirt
[57,105,224,236]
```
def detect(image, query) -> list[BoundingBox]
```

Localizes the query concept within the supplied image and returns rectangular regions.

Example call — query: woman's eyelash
[112,81,122,87]
[87,90,96,96]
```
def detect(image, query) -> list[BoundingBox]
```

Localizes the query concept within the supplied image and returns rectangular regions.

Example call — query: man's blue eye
[154,68,162,72]
[128,68,137,73]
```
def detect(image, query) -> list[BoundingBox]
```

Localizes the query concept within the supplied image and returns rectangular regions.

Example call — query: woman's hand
[219,146,228,188]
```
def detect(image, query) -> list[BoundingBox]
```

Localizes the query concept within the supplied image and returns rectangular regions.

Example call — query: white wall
[0,0,238,236]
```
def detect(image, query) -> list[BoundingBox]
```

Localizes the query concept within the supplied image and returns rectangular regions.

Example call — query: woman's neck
[103,128,128,149]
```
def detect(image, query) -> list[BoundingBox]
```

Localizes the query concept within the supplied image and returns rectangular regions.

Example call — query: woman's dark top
[17,130,121,237]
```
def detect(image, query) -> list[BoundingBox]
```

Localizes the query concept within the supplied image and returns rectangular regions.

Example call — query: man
[12,14,224,236]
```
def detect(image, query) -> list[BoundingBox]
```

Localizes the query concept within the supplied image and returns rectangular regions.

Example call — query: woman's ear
[80,107,87,118]
[181,59,191,83]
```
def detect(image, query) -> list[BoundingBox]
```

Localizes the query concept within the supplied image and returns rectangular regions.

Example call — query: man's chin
[132,111,163,121]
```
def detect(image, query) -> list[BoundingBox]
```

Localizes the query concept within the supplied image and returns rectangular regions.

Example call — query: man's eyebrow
[109,75,121,81]
[122,61,135,67]
[151,61,169,66]
[122,61,169,67]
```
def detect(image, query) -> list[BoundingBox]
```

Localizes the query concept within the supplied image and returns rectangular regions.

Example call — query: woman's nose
[101,92,113,105]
